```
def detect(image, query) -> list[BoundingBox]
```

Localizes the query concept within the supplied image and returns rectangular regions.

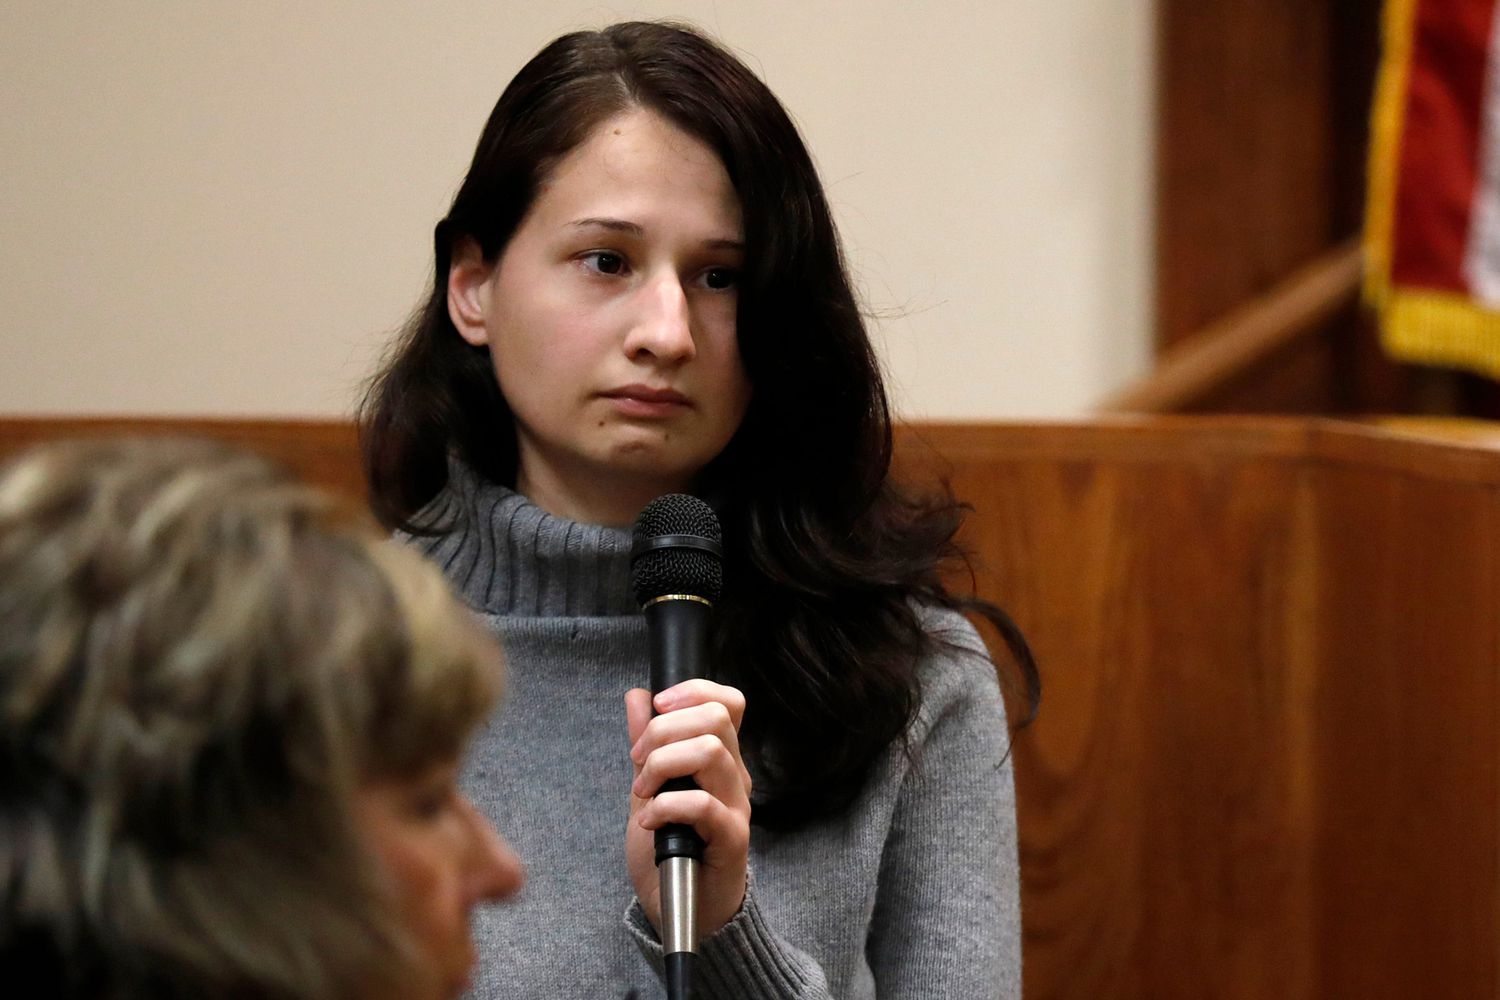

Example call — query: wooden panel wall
[0,417,366,501]
[909,419,1500,999]
[909,422,1319,997]
[1310,450,1500,995]
[1157,3,1345,346]
[6,417,1500,997]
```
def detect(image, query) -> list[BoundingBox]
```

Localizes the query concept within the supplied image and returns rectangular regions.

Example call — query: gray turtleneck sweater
[404,467,1022,999]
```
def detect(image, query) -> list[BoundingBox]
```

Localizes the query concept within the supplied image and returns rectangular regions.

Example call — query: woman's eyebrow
[571,216,643,236]
[570,217,744,252]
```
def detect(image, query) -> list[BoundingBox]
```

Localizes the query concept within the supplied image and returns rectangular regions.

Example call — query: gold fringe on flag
[1381,290,1500,380]
[1361,0,1418,312]
[1363,0,1500,377]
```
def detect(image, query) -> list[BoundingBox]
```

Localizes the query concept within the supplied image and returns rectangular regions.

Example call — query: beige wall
[0,2,1155,419]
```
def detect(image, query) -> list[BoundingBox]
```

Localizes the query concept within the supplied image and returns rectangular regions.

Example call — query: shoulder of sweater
[908,603,1008,738]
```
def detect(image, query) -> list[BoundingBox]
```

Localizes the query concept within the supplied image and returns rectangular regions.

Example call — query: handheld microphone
[630,494,724,1000]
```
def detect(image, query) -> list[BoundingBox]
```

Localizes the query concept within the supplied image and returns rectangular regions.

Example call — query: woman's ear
[447,237,493,347]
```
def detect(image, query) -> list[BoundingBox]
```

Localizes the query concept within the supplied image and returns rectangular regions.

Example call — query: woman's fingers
[630,694,752,793]
[633,787,751,853]
[631,699,737,759]
[624,689,654,804]
[625,687,655,748]
[631,733,752,804]
[633,695,744,758]
[651,678,746,727]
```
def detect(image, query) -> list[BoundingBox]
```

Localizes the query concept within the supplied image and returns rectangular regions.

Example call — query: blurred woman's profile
[0,436,522,999]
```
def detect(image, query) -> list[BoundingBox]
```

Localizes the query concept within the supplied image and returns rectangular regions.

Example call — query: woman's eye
[582,251,627,275]
[701,267,738,290]
[408,784,455,820]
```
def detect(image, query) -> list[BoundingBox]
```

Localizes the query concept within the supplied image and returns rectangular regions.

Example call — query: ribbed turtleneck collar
[402,461,638,617]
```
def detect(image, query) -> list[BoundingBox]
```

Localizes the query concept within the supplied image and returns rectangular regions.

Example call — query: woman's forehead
[527,109,743,241]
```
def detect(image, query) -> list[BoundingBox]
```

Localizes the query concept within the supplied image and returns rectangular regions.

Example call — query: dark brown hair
[360,21,1038,829]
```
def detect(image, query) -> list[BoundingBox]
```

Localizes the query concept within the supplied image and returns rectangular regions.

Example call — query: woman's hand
[625,679,752,939]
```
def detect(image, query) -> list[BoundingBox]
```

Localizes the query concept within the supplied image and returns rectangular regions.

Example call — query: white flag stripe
[1463,7,1500,307]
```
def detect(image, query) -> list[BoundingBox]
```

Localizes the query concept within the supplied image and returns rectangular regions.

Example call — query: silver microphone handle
[660,855,699,955]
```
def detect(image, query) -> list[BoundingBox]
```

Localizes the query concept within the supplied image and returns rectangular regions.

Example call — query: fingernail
[655,691,676,710]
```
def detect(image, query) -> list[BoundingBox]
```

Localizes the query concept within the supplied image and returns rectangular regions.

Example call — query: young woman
[0,437,523,999]
[361,20,1039,999]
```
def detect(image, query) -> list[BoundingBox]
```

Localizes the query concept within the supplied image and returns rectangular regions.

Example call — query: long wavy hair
[360,20,1039,829]
[0,437,502,998]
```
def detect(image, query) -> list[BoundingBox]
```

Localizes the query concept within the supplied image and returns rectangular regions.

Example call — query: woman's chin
[599,440,711,487]
[361,955,472,1000]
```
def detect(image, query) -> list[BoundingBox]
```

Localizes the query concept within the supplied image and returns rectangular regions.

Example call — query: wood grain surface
[0,416,365,501]
[910,418,1500,999]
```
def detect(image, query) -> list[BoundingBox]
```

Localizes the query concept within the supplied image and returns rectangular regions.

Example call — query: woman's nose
[461,796,525,903]
[623,274,696,363]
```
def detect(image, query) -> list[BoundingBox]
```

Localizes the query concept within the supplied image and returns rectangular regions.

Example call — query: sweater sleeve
[865,614,1023,998]
[624,870,833,998]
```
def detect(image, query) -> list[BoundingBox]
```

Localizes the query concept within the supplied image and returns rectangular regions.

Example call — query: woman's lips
[602,385,691,418]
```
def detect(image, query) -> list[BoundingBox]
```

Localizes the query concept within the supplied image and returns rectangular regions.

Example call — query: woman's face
[356,759,523,1000]
[448,108,752,526]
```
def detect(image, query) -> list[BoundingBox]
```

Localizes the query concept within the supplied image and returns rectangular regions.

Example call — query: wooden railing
[1101,241,1365,414]
[0,416,365,500]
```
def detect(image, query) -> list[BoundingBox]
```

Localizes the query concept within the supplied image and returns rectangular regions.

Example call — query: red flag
[1366,0,1500,377]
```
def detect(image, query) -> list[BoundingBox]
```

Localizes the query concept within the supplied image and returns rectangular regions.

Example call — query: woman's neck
[416,463,639,617]
[515,460,687,528]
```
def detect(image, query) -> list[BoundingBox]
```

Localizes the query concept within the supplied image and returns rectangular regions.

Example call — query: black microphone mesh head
[630,494,723,605]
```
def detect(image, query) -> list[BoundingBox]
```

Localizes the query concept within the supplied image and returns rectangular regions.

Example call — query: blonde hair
[0,436,502,999]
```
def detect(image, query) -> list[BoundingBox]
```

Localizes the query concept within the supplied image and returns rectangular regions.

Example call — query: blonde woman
[0,437,523,999]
